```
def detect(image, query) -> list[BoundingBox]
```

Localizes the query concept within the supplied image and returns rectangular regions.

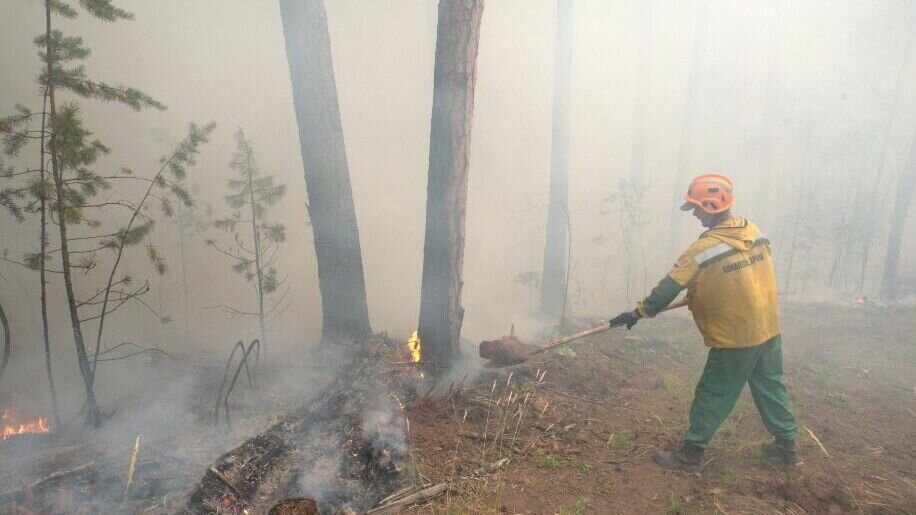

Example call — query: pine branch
[78,281,149,322]
[77,0,133,22]
[203,304,258,317]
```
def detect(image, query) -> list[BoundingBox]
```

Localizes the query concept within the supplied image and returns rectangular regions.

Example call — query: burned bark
[417,0,485,369]
[881,126,916,300]
[278,0,372,343]
[540,0,575,320]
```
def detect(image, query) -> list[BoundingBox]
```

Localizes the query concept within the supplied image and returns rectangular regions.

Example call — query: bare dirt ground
[406,303,916,515]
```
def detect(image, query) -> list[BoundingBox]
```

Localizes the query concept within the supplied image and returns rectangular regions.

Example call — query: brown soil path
[407,303,916,514]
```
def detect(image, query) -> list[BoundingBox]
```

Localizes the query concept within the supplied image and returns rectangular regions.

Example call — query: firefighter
[609,174,799,472]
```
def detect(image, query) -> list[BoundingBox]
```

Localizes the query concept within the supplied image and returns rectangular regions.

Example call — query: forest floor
[405,302,916,515]
[1,302,913,514]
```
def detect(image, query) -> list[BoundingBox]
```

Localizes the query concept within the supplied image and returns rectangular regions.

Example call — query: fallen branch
[458,430,488,441]
[207,466,242,497]
[473,457,509,476]
[367,483,448,514]
[804,425,830,457]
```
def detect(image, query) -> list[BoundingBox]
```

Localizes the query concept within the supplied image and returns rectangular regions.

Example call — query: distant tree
[0,0,213,426]
[209,130,288,352]
[856,30,911,294]
[417,0,484,369]
[173,183,213,337]
[667,0,707,256]
[278,0,372,343]
[603,178,650,305]
[540,0,574,320]
[881,126,916,300]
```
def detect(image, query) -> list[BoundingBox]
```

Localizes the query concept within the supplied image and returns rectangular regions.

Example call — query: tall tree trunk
[540,0,574,319]
[38,87,61,428]
[417,0,484,369]
[856,29,911,294]
[630,0,651,184]
[667,0,708,258]
[278,0,371,343]
[752,2,780,229]
[628,1,652,298]
[44,0,100,426]
[881,126,916,300]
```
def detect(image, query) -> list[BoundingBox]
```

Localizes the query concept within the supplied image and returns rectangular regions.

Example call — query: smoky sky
[0,0,914,385]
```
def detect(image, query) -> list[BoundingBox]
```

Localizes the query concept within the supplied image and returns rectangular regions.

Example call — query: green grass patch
[662,375,691,402]
[607,432,634,450]
[559,497,590,515]
[721,467,737,486]
[535,452,591,472]
[668,493,685,514]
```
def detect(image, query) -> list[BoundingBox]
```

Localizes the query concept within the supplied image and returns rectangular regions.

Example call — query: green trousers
[684,334,797,449]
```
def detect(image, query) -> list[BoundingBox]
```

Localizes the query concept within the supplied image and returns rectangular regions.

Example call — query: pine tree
[0,0,213,427]
[209,130,288,352]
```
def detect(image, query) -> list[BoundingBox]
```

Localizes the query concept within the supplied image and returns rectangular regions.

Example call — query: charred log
[182,339,412,514]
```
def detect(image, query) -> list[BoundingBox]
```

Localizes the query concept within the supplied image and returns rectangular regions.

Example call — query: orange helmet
[680,173,734,214]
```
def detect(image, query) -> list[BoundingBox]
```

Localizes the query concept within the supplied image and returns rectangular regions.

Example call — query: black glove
[609,310,640,329]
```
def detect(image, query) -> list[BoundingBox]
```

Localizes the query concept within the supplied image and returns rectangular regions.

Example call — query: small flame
[2,409,50,439]
[406,331,422,363]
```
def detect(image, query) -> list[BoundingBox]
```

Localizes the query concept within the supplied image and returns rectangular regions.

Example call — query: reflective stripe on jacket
[637,217,780,348]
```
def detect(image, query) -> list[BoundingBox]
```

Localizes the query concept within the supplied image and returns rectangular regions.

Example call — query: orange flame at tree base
[2,409,50,439]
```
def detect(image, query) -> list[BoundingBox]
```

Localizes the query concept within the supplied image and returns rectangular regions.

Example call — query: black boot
[653,444,704,472]
[761,438,801,466]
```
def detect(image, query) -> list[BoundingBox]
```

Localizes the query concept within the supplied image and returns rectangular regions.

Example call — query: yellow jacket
[637,217,780,348]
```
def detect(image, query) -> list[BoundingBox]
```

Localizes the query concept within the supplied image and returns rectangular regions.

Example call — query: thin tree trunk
[278,0,372,343]
[177,201,191,339]
[667,0,708,257]
[856,29,911,294]
[827,179,857,288]
[246,148,267,352]
[783,129,812,291]
[540,0,574,319]
[881,126,916,299]
[0,301,9,387]
[782,180,803,292]
[417,0,484,369]
[44,0,100,426]
[90,151,181,383]
[38,87,61,428]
